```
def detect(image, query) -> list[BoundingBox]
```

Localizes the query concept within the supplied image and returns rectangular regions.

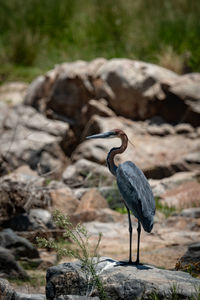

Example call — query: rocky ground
[0,58,200,299]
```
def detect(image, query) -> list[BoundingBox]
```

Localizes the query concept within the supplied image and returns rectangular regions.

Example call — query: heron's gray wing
[116,161,155,220]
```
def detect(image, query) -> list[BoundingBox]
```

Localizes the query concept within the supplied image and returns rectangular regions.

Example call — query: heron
[86,129,155,265]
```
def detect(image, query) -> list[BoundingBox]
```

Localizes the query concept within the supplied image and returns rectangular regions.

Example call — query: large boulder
[0,104,69,177]
[46,258,200,299]
[24,59,200,126]
[94,58,179,120]
[24,59,107,124]
[72,115,200,179]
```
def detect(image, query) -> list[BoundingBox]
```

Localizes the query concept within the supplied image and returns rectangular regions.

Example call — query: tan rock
[76,188,108,213]
[71,208,122,224]
[50,187,79,215]
[13,165,38,177]
[160,181,200,209]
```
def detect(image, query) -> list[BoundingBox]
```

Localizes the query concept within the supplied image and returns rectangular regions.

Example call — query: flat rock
[46,257,200,299]
[15,292,46,300]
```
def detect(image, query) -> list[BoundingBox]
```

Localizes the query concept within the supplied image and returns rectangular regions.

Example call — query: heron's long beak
[86,131,116,140]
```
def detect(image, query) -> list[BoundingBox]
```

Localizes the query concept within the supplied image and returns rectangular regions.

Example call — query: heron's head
[86,129,126,140]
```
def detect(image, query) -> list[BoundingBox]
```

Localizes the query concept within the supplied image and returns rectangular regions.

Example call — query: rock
[25,59,200,125]
[0,246,29,279]
[0,104,68,177]
[72,115,200,178]
[2,208,54,231]
[0,172,51,219]
[0,278,17,299]
[94,59,178,119]
[149,171,199,197]
[184,151,200,164]
[46,257,200,299]
[76,189,108,213]
[15,292,46,300]
[0,81,28,106]
[160,180,200,209]
[175,123,194,134]
[0,229,39,259]
[80,99,116,127]
[181,242,200,264]
[180,207,200,218]
[167,73,200,126]
[147,123,175,136]
[28,208,54,229]
[25,59,106,125]
[71,189,123,223]
[24,70,58,112]
[50,187,80,215]
[71,208,122,224]
[62,159,114,187]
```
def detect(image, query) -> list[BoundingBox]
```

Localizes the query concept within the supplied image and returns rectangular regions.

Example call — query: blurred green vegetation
[0,0,200,82]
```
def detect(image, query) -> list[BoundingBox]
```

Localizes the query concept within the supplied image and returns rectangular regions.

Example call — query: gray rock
[56,296,99,300]
[180,207,200,218]
[0,172,51,220]
[0,229,39,259]
[0,104,68,177]
[0,246,29,279]
[62,159,113,188]
[16,292,45,300]
[29,208,54,229]
[181,243,200,265]
[0,278,17,299]
[46,257,200,299]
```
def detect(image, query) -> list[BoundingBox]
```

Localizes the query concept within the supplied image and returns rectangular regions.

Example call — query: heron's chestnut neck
[106,133,128,176]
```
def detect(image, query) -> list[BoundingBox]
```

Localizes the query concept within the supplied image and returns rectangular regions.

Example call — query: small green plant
[9,273,46,288]
[37,210,108,300]
[155,196,176,218]
[175,259,200,278]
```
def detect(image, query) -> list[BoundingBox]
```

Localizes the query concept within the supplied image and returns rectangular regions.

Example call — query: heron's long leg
[126,207,132,263]
[136,221,141,264]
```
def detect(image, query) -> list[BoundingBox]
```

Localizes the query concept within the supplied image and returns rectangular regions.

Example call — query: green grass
[155,196,176,218]
[0,0,200,83]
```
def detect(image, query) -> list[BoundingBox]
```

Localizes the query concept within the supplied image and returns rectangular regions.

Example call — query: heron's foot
[118,260,140,266]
